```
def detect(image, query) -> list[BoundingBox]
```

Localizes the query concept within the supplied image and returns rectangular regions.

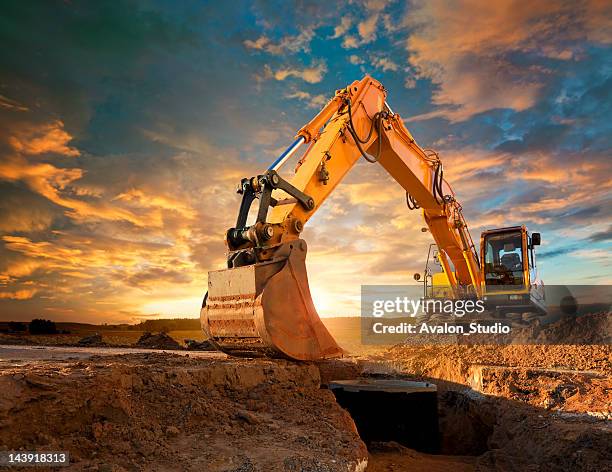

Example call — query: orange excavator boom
[201,76,482,360]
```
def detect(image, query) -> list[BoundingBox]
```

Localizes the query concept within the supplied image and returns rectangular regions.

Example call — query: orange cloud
[9,120,80,156]
[0,94,28,112]
[114,188,197,220]
[244,28,314,55]
[0,119,206,230]
[0,156,156,227]
[0,289,37,300]
[404,0,612,122]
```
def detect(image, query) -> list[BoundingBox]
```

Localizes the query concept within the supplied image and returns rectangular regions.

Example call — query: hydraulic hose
[345,98,385,163]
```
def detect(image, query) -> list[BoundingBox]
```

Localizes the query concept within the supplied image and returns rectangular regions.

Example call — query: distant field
[0,326,207,347]
[0,317,381,354]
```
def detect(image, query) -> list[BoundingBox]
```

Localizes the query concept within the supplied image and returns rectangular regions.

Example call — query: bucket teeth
[201,240,343,361]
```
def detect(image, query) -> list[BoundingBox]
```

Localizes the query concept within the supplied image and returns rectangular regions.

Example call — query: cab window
[483,231,524,287]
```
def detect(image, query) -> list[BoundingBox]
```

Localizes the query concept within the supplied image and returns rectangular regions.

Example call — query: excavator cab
[418,226,546,314]
[480,226,546,313]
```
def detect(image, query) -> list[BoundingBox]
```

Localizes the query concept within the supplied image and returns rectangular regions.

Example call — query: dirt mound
[520,311,612,344]
[0,353,367,471]
[77,333,106,347]
[135,331,182,350]
[184,338,217,351]
[388,344,612,380]
[476,400,612,471]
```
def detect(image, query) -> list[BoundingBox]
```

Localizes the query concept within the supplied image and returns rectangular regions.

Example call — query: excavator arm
[202,76,482,360]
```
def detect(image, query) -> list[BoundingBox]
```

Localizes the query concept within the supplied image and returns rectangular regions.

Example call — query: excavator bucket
[200,240,343,361]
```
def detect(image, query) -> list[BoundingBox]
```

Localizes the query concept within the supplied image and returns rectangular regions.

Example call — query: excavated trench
[328,379,439,453]
[1,341,610,471]
[318,345,612,471]
[319,366,494,470]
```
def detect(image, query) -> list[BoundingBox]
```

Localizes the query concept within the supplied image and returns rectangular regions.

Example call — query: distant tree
[8,321,27,332]
[29,319,58,335]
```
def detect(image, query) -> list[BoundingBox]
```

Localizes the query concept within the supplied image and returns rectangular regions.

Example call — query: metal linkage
[227,170,314,251]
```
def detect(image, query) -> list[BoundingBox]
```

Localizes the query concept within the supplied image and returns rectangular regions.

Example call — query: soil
[385,343,612,471]
[135,332,183,350]
[514,310,612,344]
[366,441,475,471]
[0,353,367,471]
[1,312,610,471]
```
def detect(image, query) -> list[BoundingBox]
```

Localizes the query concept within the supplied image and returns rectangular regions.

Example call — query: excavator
[201,76,545,361]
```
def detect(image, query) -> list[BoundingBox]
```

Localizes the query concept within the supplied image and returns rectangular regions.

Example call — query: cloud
[259,61,328,84]
[336,0,388,49]
[244,28,315,55]
[371,55,399,72]
[0,153,153,227]
[588,225,612,242]
[0,94,28,112]
[0,289,37,300]
[342,35,359,48]
[349,55,364,65]
[357,13,380,44]
[114,188,197,220]
[585,0,612,44]
[285,90,328,109]
[125,266,192,289]
[0,184,56,233]
[538,245,580,259]
[331,17,352,39]
[404,76,416,89]
[9,120,79,156]
[404,0,612,122]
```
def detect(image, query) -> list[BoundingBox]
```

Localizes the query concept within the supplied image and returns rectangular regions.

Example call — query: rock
[135,332,182,350]
[184,338,217,351]
[236,410,259,425]
[165,426,180,436]
[78,333,106,346]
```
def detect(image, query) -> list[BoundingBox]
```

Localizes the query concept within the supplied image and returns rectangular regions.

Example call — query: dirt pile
[385,343,612,470]
[470,364,611,414]
[513,311,612,344]
[184,338,216,351]
[135,332,182,350]
[0,353,368,471]
[77,333,107,347]
[388,344,611,381]
[477,398,612,471]
[436,387,612,471]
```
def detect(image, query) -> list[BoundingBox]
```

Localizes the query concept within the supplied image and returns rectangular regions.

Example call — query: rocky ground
[0,353,367,471]
[0,312,610,471]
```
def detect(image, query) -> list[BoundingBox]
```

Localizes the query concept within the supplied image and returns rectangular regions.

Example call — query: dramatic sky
[0,0,610,322]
